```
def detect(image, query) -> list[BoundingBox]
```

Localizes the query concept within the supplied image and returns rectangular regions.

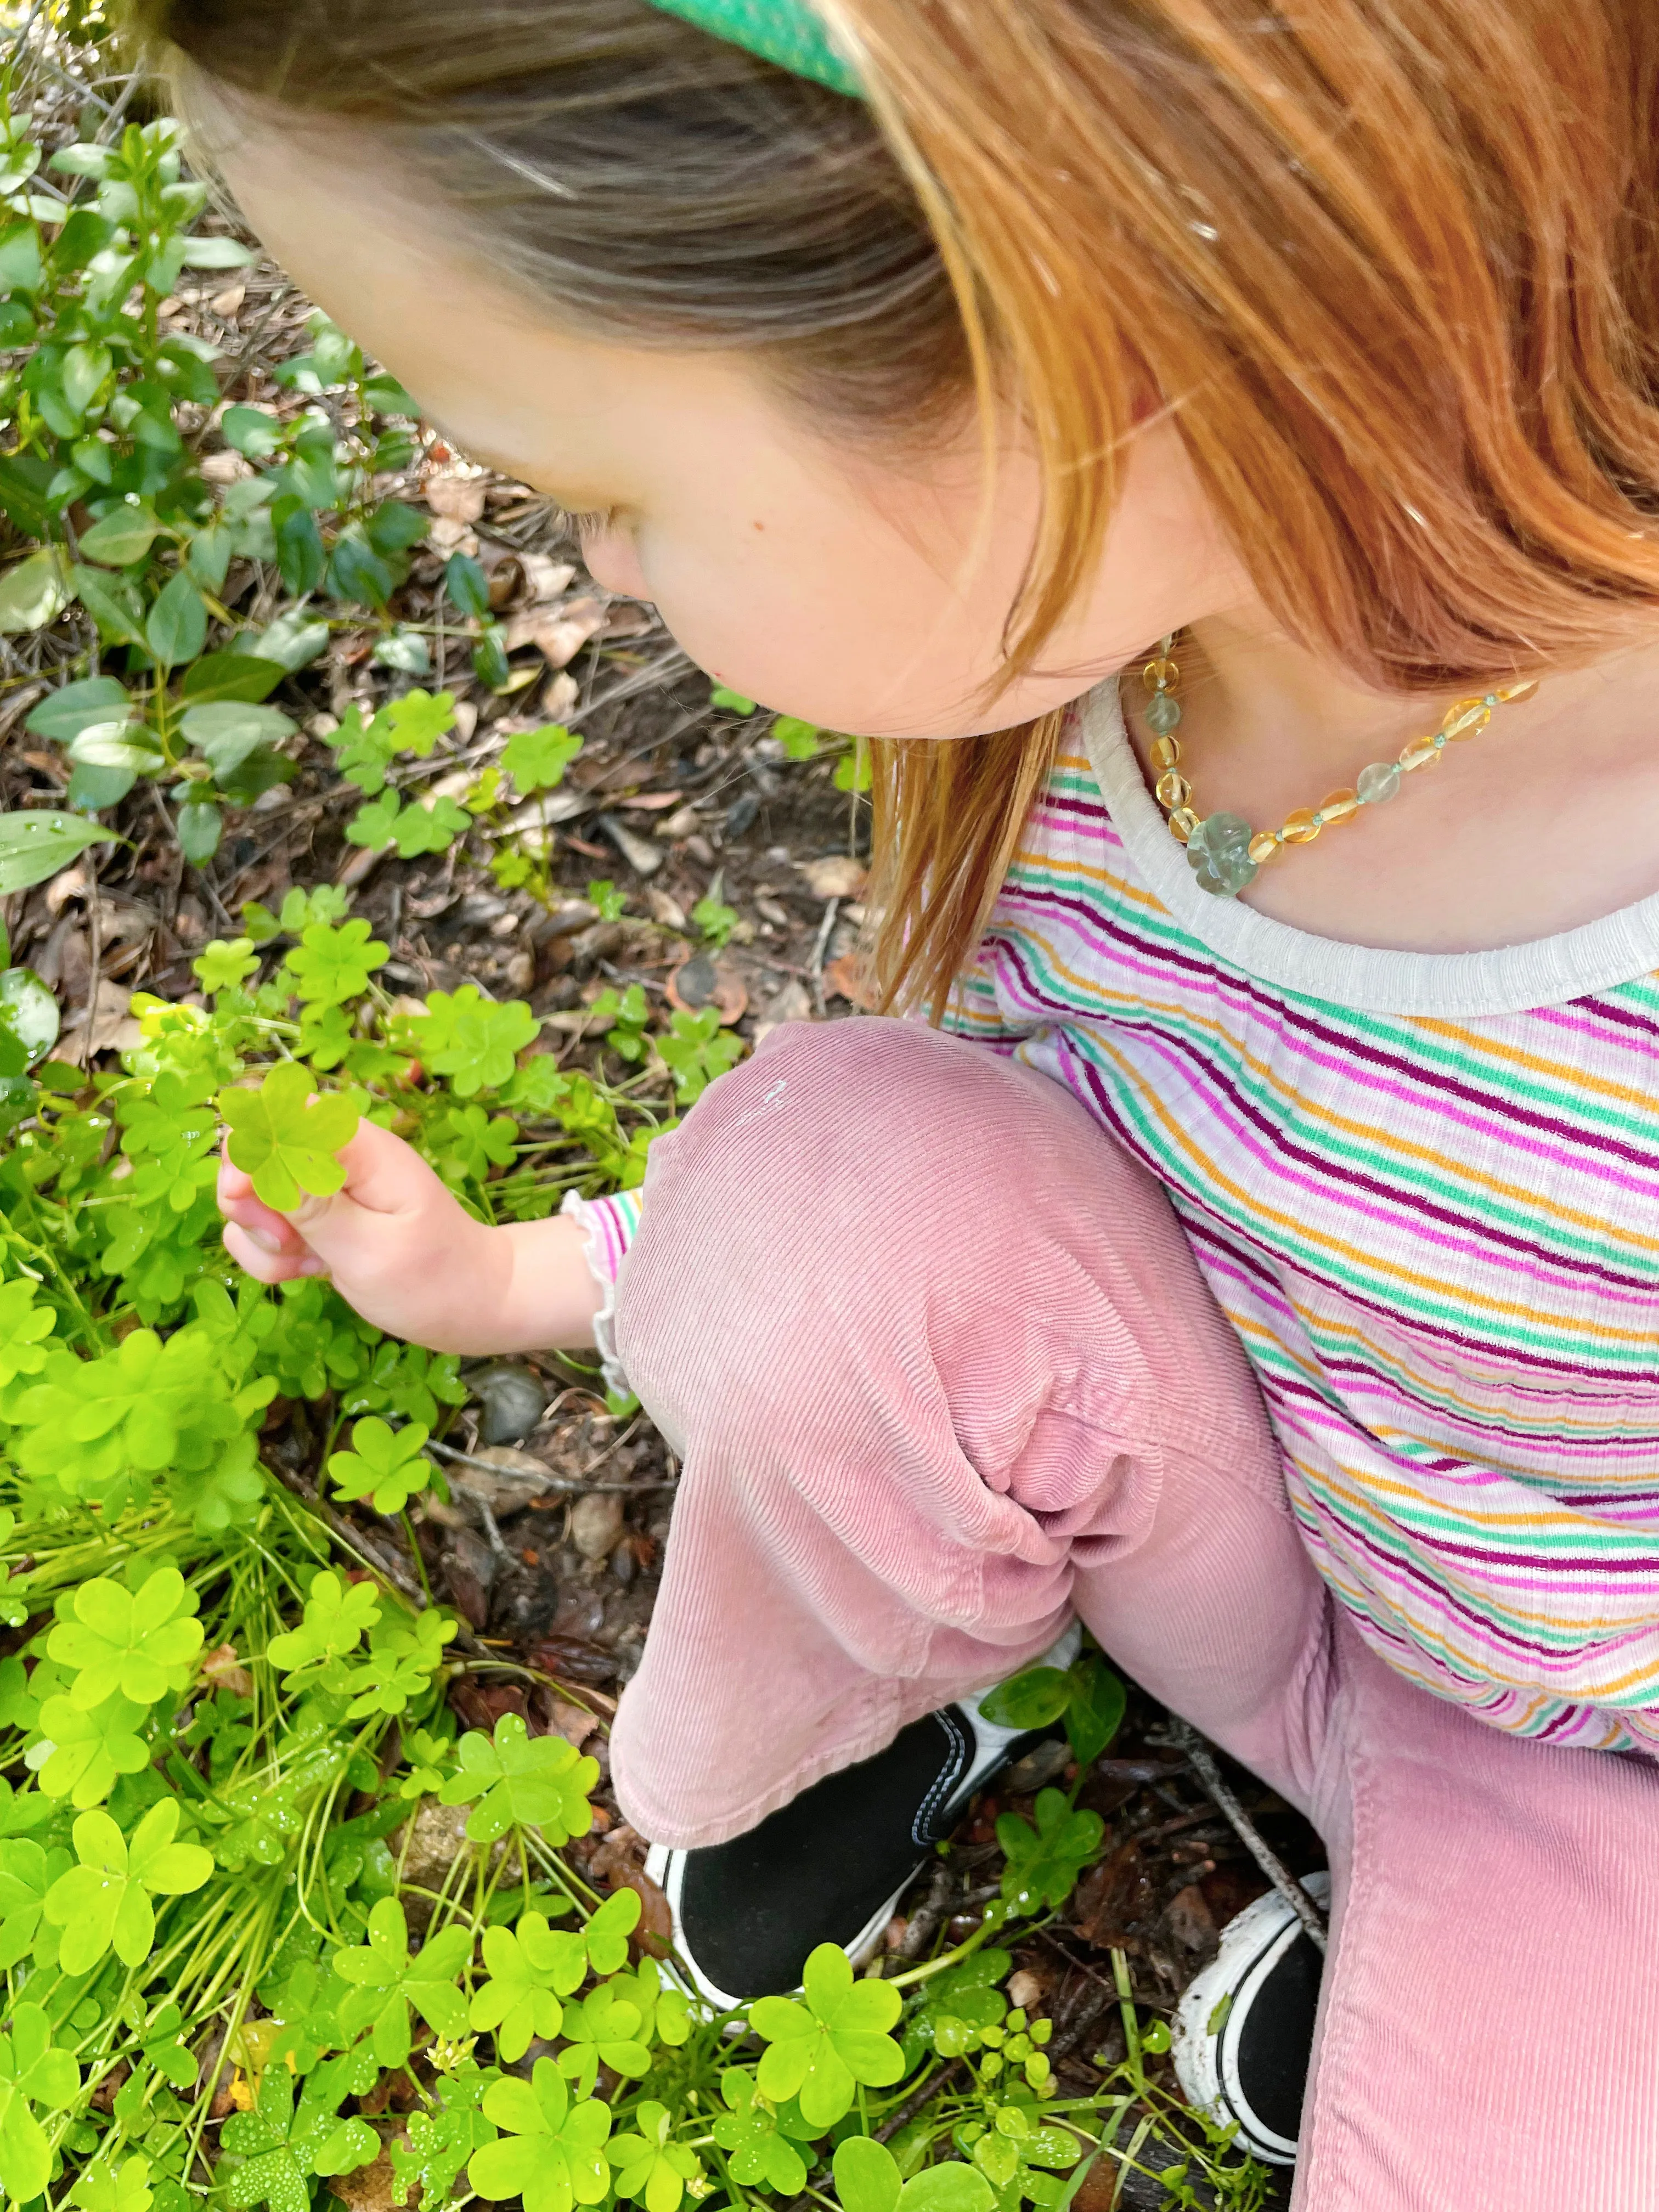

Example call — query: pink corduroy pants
[607,1018,1659,2211]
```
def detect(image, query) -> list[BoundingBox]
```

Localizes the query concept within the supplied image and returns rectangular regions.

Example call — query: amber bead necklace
[1137,634,1540,899]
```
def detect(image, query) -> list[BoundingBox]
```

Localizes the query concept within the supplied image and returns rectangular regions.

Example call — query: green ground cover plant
[0,24,1279,2211]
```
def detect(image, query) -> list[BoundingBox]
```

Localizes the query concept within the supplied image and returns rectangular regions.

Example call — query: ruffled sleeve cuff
[560,1187,644,1400]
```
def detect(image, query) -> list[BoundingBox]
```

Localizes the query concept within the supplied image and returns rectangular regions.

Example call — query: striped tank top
[947,681,1659,1754]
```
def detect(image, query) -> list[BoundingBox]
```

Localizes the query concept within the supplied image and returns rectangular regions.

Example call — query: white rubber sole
[644,1621,1083,2010]
[1171,1869,1331,2165]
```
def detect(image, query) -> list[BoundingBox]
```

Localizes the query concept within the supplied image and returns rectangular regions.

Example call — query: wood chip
[799,854,869,900]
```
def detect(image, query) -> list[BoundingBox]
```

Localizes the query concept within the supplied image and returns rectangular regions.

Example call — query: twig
[809,896,839,1017]
[875,2059,965,2142]
[427,1436,678,1496]
[1165,1719,1328,1954]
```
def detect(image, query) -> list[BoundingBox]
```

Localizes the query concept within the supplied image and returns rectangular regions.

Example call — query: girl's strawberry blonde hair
[134,0,1659,1015]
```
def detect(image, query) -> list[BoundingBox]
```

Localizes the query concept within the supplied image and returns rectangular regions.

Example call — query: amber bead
[1155,770,1192,809]
[1278,808,1321,843]
[1151,735,1182,771]
[1247,831,1280,865]
[1317,788,1359,824]
[1399,736,1441,770]
[1168,806,1198,842]
[1441,698,1491,741]
[1143,657,1178,690]
[1497,678,1539,704]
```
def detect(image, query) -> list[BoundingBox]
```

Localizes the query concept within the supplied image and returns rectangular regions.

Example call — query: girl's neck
[1121,607,1659,953]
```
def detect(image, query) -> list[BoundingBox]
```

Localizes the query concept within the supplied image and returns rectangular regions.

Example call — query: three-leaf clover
[403,986,539,1097]
[26,1691,151,1807]
[467,2059,612,2212]
[343,1607,457,1719]
[44,1798,213,1974]
[266,1570,381,1675]
[438,1713,598,1844]
[334,1897,472,2067]
[467,1912,571,2062]
[0,2004,79,2205]
[393,2064,498,2207]
[193,936,259,997]
[219,1062,360,1213]
[751,1943,904,2128]
[553,1985,652,2098]
[70,2152,153,2212]
[833,2137,995,2212]
[996,1788,1105,1916]
[502,724,582,795]
[283,918,388,1007]
[47,1566,204,1708]
[0,1839,69,1970]
[327,1417,436,1516]
[711,2072,814,2196]
[609,2100,704,2212]
[219,2066,376,2212]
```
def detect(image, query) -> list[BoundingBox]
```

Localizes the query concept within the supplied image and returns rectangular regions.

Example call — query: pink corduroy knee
[608,1018,1659,2212]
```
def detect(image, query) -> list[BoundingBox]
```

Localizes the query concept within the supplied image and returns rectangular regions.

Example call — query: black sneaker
[1170,1871,1330,2164]
[644,1627,1081,2006]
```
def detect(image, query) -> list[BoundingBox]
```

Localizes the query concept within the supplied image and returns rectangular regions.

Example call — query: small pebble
[570,1492,625,1562]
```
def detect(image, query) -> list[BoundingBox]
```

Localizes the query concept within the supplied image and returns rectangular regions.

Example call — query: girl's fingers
[222,1221,327,1283]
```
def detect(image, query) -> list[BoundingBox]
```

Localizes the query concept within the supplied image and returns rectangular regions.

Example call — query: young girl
[151,0,1659,2198]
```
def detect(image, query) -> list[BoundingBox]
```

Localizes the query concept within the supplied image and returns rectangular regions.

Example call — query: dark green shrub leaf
[179,650,284,706]
[219,405,282,459]
[1062,1656,1127,1769]
[77,505,161,567]
[444,552,490,620]
[976,1666,1071,1733]
[26,675,130,743]
[0,969,59,1073]
[0,546,68,631]
[72,563,146,648]
[176,802,222,866]
[270,496,325,597]
[145,571,207,668]
[0,811,114,894]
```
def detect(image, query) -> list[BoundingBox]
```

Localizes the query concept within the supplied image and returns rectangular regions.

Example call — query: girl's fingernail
[296,1256,328,1277]
[247,1227,283,1255]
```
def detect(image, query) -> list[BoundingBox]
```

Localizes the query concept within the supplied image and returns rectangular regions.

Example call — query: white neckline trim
[1079,681,1659,1017]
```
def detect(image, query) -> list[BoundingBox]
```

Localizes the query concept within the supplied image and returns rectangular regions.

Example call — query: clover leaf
[711,2072,812,2196]
[751,1943,904,2128]
[502,724,582,796]
[996,1789,1105,1916]
[26,1691,151,1807]
[391,2061,496,2208]
[220,2066,375,2212]
[265,1570,381,1676]
[468,1913,569,2062]
[551,1985,651,2099]
[334,1897,472,2068]
[283,919,388,1008]
[44,1797,213,1974]
[0,2004,79,2204]
[70,2151,153,2212]
[218,1061,360,1213]
[341,1606,457,1719]
[610,2100,703,2212]
[438,1713,597,1846]
[833,2138,996,2212]
[0,1839,70,1969]
[193,937,259,997]
[468,2059,612,2212]
[400,986,539,1098]
[326,1417,436,1517]
[47,1565,204,1709]
[0,1279,53,1392]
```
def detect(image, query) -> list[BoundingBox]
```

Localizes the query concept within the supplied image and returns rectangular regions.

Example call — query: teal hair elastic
[645,0,864,97]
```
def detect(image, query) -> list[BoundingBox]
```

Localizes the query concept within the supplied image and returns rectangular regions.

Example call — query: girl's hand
[217,1119,603,1355]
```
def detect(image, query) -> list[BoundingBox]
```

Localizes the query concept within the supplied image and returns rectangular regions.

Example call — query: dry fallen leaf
[667,956,747,1027]
[799,854,869,900]
[823,951,879,1009]
[64,980,141,1065]
[200,1643,254,1698]
[200,449,251,486]
[520,554,578,602]
[502,595,610,668]
[426,514,478,558]
[424,470,488,523]
[209,281,246,318]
